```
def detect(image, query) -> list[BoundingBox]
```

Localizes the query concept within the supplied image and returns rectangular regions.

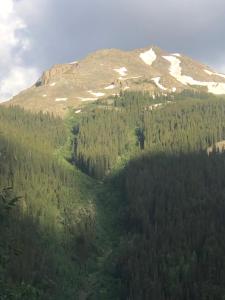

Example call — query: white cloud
[0,67,38,101]
[0,0,39,101]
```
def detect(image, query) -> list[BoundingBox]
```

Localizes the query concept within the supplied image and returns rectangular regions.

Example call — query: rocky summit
[5,46,225,115]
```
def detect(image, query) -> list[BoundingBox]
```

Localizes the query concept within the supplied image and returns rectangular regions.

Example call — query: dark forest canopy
[118,151,225,300]
[0,106,97,299]
[73,91,225,178]
[1,91,225,299]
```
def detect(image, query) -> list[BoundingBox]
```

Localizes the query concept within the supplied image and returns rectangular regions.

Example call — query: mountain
[4,46,225,115]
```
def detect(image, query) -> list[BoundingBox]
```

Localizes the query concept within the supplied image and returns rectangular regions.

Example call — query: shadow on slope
[116,150,225,300]
[0,134,98,300]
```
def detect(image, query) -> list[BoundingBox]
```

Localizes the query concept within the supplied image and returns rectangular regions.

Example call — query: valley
[1,0,225,297]
[1,91,225,299]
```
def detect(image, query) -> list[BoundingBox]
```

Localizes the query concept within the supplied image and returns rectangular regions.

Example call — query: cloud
[0,67,38,101]
[0,0,39,101]
[15,0,225,71]
[1,0,225,101]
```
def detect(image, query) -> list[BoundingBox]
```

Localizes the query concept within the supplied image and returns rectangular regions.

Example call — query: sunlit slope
[6,46,225,115]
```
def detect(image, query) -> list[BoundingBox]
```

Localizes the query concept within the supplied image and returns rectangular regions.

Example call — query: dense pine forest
[1,91,225,299]
[119,152,225,300]
[74,91,224,178]
[0,107,110,299]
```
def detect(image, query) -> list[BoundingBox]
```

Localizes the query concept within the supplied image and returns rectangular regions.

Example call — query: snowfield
[204,69,214,76]
[55,98,68,102]
[114,67,128,77]
[139,48,157,66]
[204,69,225,79]
[151,77,167,90]
[104,84,115,90]
[172,53,181,57]
[163,55,225,95]
[128,76,143,79]
[207,83,225,94]
[77,97,98,101]
[88,91,105,97]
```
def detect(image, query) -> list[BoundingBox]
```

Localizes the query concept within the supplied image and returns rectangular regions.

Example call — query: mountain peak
[4,45,225,115]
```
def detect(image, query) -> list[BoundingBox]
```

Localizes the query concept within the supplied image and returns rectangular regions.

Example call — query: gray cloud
[2,0,225,99]
[24,0,225,66]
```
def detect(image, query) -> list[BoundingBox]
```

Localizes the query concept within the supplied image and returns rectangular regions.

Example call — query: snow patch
[151,77,167,91]
[128,76,142,80]
[55,97,68,102]
[114,67,127,77]
[77,97,98,101]
[172,53,181,57]
[163,55,225,95]
[139,48,157,66]
[88,90,105,97]
[104,84,115,90]
[163,55,186,84]
[207,83,225,94]
[204,69,225,79]
[69,61,78,65]
[130,75,143,79]
[204,69,213,76]
[148,101,174,111]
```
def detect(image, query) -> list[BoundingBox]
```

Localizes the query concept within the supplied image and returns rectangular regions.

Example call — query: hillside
[2,91,225,299]
[4,46,225,115]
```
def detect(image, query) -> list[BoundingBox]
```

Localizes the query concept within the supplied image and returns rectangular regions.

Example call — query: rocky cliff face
[39,63,78,86]
[5,46,225,115]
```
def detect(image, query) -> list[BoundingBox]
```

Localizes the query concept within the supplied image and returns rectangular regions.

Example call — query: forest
[1,91,225,299]
[0,107,103,299]
[74,91,224,178]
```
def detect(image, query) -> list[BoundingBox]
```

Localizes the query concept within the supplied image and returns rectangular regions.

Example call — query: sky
[1,0,225,100]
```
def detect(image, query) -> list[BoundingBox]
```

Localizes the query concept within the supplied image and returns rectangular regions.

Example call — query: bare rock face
[38,63,79,86]
[5,46,225,116]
